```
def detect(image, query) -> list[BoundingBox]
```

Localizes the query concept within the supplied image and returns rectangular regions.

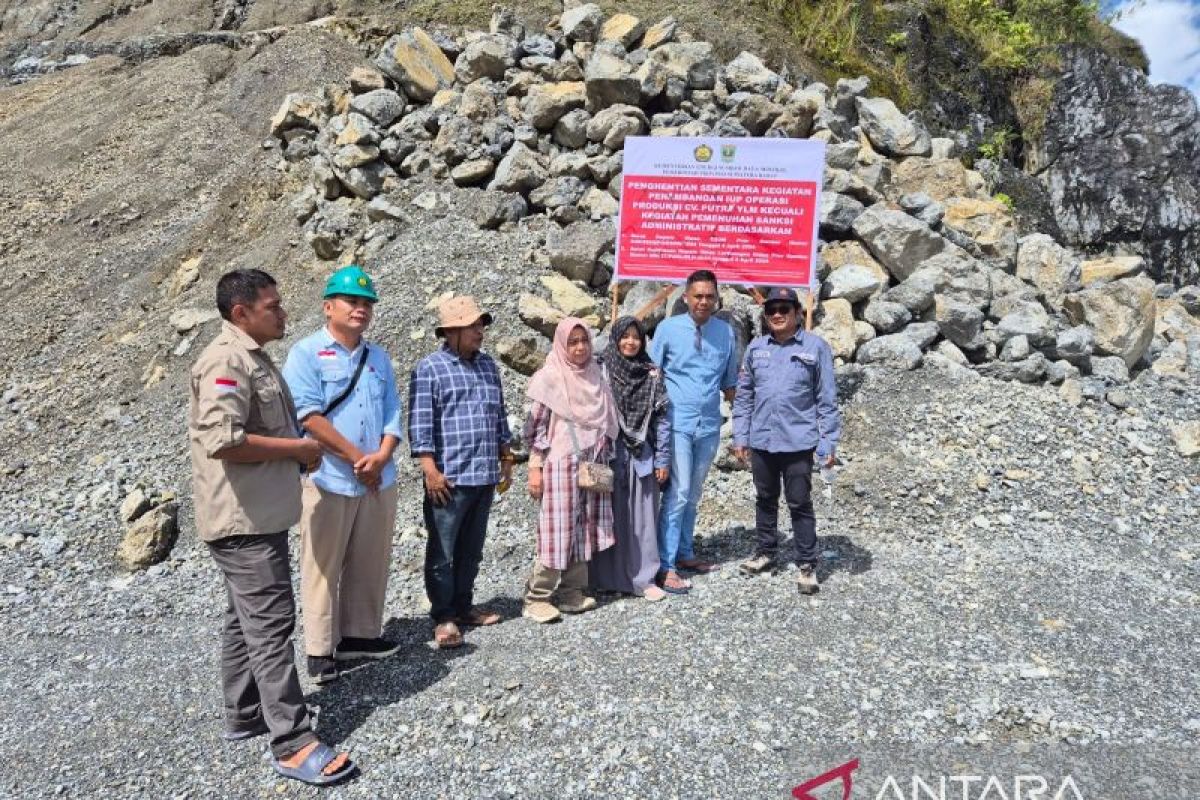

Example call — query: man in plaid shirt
[408,296,514,649]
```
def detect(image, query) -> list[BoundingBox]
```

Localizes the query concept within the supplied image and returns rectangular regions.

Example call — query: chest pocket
[252,371,288,430]
[789,353,818,393]
[367,370,386,401]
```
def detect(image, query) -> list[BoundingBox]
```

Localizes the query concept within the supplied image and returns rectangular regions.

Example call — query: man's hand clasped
[353,450,388,491]
[295,439,323,473]
[423,467,455,506]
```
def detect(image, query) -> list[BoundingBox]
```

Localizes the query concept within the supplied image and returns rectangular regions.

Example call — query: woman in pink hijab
[522,318,619,624]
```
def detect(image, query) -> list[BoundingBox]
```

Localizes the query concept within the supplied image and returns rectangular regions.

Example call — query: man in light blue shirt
[732,287,841,594]
[649,269,739,594]
[282,265,403,684]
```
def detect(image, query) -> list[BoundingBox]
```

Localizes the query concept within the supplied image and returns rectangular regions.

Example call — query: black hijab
[601,316,669,449]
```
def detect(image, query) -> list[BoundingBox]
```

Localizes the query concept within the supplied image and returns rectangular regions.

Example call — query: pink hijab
[526,318,619,452]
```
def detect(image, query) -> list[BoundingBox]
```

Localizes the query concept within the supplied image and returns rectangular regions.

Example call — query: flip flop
[434,621,464,649]
[271,743,355,786]
[455,608,502,627]
[677,560,719,574]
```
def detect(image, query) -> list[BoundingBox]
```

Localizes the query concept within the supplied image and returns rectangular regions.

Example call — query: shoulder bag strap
[322,344,370,416]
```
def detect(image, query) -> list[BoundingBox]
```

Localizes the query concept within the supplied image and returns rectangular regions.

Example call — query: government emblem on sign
[721,144,737,162]
[694,144,713,162]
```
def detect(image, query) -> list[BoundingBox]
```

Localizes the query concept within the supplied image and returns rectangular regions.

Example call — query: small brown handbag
[566,420,614,493]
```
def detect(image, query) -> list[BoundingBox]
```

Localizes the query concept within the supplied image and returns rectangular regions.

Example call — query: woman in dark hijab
[589,316,673,600]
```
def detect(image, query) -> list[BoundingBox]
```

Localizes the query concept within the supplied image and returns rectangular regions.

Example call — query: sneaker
[307,655,339,685]
[522,601,562,624]
[739,554,774,575]
[557,595,598,614]
[336,637,401,661]
[796,564,820,595]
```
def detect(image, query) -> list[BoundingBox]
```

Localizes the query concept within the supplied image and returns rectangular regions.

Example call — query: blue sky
[1109,0,1200,96]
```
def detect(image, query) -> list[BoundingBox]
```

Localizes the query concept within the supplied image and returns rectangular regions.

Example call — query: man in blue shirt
[408,296,514,649]
[649,270,739,594]
[282,265,403,684]
[732,287,841,594]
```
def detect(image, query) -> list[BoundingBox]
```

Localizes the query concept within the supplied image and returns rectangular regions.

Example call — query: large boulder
[852,207,948,282]
[724,51,780,95]
[117,502,178,571]
[599,13,646,48]
[935,298,985,351]
[941,198,1017,263]
[1062,276,1157,367]
[547,221,615,283]
[586,104,647,149]
[855,334,923,370]
[996,301,1056,348]
[819,192,866,238]
[525,82,588,130]
[886,157,984,203]
[815,298,857,360]
[375,28,456,101]
[271,93,326,135]
[1080,255,1144,287]
[455,34,517,83]
[640,16,678,49]
[822,264,882,303]
[561,3,604,43]
[1038,47,1200,285]
[488,142,547,194]
[1016,233,1082,310]
[584,52,641,110]
[497,335,549,376]
[854,97,931,157]
[650,42,717,90]
[349,89,406,128]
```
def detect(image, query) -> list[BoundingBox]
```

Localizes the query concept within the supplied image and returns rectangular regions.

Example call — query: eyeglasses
[764,303,795,316]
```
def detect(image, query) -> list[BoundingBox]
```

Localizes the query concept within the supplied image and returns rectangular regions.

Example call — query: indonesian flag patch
[214,378,239,395]
[317,349,338,358]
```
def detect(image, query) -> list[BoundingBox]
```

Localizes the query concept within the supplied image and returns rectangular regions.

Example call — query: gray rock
[455,34,517,83]
[117,502,178,571]
[855,334,923,370]
[497,335,550,376]
[525,82,588,130]
[650,42,717,90]
[977,352,1047,383]
[349,89,407,128]
[999,334,1031,361]
[561,4,604,43]
[1089,355,1131,385]
[863,300,912,334]
[585,104,647,149]
[819,192,866,237]
[1054,325,1095,365]
[366,196,407,221]
[823,264,882,303]
[929,252,992,311]
[727,93,783,136]
[1062,276,1157,368]
[1016,233,1082,309]
[883,267,939,314]
[338,160,396,200]
[584,52,640,110]
[900,321,940,350]
[855,97,931,156]
[825,142,860,171]
[119,488,151,522]
[587,152,623,187]
[522,34,558,58]
[1045,359,1081,384]
[374,28,456,101]
[1175,285,1200,315]
[553,108,591,148]
[333,144,380,171]
[169,308,219,334]
[935,299,985,351]
[997,302,1055,347]
[488,142,547,194]
[529,177,588,210]
[450,158,496,186]
[547,221,615,283]
[724,51,780,95]
[834,76,870,122]
[852,207,948,282]
[640,16,678,49]
[935,339,969,365]
[472,190,529,229]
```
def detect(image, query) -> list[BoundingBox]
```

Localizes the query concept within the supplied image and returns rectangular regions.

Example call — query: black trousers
[207,532,317,760]
[749,448,818,565]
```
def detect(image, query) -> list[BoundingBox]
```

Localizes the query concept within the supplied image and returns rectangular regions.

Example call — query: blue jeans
[423,485,494,623]
[658,428,721,572]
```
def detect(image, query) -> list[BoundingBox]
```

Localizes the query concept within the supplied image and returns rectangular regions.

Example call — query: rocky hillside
[0,2,1198,797]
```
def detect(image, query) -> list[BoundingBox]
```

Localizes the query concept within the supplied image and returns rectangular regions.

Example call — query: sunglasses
[764,303,796,316]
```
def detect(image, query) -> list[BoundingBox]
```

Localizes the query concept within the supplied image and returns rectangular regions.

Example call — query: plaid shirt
[408,345,512,486]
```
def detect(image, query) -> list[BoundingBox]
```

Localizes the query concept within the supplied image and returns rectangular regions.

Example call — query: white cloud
[1112,0,1200,95]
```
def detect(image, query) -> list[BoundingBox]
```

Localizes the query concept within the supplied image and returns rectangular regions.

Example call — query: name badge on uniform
[793,352,817,366]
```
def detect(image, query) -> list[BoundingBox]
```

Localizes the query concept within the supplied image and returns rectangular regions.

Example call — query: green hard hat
[323,265,378,301]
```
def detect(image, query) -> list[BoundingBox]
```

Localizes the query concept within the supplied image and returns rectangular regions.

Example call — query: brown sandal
[456,607,502,627]
[433,621,463,649]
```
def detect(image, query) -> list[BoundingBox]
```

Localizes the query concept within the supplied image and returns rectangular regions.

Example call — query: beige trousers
[525,558,588,605]
[299,481,398,656]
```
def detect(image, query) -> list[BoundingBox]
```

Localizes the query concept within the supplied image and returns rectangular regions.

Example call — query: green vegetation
[938,0,1100,69]
[978,127,1016,161]
[993,192,1015,209]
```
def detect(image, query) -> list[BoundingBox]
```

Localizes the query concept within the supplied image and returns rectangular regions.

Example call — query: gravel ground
[1,358,1197,798]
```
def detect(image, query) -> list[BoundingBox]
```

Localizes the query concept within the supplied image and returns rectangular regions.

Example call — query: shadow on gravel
[697,526,874,579]
[307,616,473,745]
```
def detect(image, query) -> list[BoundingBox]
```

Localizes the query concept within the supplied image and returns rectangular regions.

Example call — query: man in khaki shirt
[188,268,354,786]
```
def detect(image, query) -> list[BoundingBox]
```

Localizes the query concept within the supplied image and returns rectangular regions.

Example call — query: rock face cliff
[1036,47,1200,287]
